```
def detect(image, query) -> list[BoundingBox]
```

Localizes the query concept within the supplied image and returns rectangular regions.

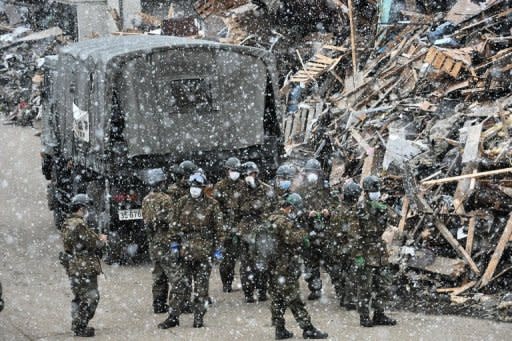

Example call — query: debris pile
[199,0,512,320]
[1,2,67,125]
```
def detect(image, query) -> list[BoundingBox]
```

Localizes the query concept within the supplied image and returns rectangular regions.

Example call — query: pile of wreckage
[196,0,512,320]
[0,1,67,125]
[281,0,512,320]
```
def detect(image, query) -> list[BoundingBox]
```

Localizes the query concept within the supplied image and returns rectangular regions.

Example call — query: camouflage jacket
[298,182,333,240]
[62,214,105,276]
[236,181,275,238]
[269,211,308,279]
[171,194,224,260]
[329,201,360,256]
[354,199,389,266]
[214,178,244,229]
[142,190,174,259]
[166,183,188,203]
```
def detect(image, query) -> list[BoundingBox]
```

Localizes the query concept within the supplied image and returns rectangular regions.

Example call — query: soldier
[269,193,328,340]
[298,158,332,300]
[61,194,107,337]
[354,175,397,327]
[141,169,173,314]
[327,181,361,310]
[237,161,274,303]
[214,157,244,293]
[159,172,224,329]
[166,160,198,313]
[274,164,298,200]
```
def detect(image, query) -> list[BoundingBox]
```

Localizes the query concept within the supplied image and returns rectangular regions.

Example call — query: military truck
[41,35,283,263]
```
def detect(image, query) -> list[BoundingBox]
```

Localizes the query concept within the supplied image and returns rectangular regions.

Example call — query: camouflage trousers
[161,252,212,318]
[355,265,392,316]
[219,234,240,287]
[151,260,169,309]
[303,243,324,293]
[270,271,313,329]
[70,275,99,330]
[324,252,356,306]
[240,240,269,298]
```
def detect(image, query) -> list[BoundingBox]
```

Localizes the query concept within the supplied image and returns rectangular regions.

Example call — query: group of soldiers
[59,156,397,339]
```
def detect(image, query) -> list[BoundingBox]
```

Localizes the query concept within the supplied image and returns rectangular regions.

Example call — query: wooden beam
[437,280,476,294]
[479,214,512,288]
[350,128,372,154]
[398,196,410,234]
[421,167,512,186]
[347,0,358,83]
[465,217,476,256]
[434,219,480,275]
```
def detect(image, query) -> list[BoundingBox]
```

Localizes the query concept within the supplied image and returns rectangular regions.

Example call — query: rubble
[195,0,512,321]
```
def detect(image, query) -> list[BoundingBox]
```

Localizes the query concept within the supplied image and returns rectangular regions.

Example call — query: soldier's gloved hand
[214,248,224,261]
[170,242,180,254]
[354,256,365,268]
[303,237,311,248]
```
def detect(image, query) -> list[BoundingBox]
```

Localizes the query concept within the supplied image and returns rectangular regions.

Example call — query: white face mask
[83,208,90,220]
[306,173,319,183]
[245,176,256,188]
[190,187,202,198]
[229,171,240,181]
[369,191,381,201]
[288,211,297,220]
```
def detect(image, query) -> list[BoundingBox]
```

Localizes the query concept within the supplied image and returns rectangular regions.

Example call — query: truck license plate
[118,209,143,221]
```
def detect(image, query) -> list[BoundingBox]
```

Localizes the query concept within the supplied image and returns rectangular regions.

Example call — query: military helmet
[224,157,241,170]
[285,193,303,210]
[70,193,92,210]
[342,181,362,200]
[276,164,297,179]
[241,161,259,175]
[304,158,321,172]
[178,160,198,177]
[139,168,167,186]
[188,171,207,187]
[362,175,381,192]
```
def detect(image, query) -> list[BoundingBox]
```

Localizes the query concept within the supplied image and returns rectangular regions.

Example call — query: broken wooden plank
[398,196,410,234]
[466,216,477,256]
[437,280,476,294]
[479,213,512,288]
[422,167,512,186]
[350,128,372,154]
[389,247,466,278]
[453,124,482,214]
[434,219,480,275]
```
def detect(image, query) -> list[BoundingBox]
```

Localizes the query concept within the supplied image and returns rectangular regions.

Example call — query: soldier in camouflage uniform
[237,161,275,303]
[214,157,244,293]
[297,158,332,300]
[61,194,107,337]
[327,181,361,310]
[166,160,198,313]
[158,172,224,329]
[354,175,397,327]
[141,169,173,314]
[274,164,297,201]
[0,281,3,312]
[269,193,328,340]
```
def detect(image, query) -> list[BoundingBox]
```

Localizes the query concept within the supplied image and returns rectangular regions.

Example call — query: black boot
[303,326,328,339]
[73,326,95,337]
[223,282,232,293]
[181,301,193,314]
[153,303,169,314]
[275,325,294,339]
[258,290,268,302]
[344,302,357,311]
[307,291,321,301]
[360,314,373,327]
[158,315,179,329]
[193,314,204,328]
[373,311,397,326]
[245,293,256,303]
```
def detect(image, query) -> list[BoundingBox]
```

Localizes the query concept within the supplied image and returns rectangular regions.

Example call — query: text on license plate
[118,209,143,221]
